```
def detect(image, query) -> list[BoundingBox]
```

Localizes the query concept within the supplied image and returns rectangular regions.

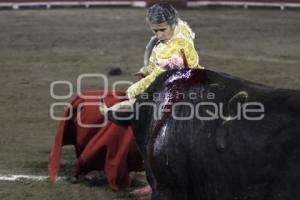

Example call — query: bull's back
[138,69,300,200]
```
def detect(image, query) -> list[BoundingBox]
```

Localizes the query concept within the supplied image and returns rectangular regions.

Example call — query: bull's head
[100,99,135,127]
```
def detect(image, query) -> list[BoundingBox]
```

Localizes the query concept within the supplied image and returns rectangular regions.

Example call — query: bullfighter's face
[149,22,175,43]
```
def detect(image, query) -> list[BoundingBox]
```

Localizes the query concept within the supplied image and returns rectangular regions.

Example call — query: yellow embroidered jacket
[127,19,203,99]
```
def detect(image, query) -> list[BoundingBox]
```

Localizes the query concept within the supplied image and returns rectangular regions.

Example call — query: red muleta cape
[48,90,143,190]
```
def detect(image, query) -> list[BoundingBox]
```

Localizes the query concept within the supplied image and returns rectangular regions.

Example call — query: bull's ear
[107,110,134,127]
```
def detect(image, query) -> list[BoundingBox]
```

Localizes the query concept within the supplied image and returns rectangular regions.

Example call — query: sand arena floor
[0,7,299,200]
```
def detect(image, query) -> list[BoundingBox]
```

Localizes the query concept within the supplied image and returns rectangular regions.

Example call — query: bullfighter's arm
[127,67,165,99]
[158,38,202,69]
[127,38,203,98]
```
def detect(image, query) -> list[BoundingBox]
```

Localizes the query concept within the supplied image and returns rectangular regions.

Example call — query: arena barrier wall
[0,0,299,11]
[187,0,300,9]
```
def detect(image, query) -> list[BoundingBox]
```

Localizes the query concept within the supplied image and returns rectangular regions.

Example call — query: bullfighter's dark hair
[146,2,178,25]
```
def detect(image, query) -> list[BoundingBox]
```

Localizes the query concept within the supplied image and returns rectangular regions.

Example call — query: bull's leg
[144,159,156,193]
[143,157,190,200]
[151,187,188,200]
[146,152,190,200]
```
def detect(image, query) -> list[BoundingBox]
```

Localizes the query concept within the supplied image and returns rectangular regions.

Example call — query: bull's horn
[99,98,109,114]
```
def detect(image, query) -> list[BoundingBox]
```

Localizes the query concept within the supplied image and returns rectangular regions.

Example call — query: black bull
[108,69,300,200]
